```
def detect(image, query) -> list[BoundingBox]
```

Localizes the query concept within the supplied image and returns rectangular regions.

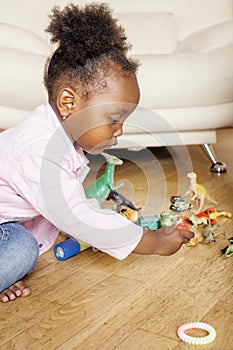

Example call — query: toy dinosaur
[119,207,140,223]
[85,152,124,203]
[185,172,217,213]
[182,214,207,246]
[159,212,177,227]
[188,213,208,228]
[200,224,225,244]
[220,237,233,257]
[196,208,231,225]
[106,190,142,212]
[186,231,200,246]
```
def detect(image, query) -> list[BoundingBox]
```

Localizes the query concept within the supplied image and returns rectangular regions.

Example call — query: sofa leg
[200,143,227,173]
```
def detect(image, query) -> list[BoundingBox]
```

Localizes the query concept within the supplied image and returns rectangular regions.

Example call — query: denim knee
[0,223,39,292]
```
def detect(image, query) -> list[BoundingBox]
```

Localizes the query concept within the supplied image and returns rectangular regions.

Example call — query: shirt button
[39,244,43,248]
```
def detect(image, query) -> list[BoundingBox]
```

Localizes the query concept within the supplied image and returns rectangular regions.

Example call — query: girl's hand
[133,226,194,256]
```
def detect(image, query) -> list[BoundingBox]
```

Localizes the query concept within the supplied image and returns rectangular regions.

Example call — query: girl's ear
[56,88,76,120]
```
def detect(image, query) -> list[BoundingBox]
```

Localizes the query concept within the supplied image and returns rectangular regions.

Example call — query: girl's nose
[113,123,123,137]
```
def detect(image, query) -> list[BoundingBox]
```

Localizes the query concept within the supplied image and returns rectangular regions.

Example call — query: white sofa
[1,0,233,172]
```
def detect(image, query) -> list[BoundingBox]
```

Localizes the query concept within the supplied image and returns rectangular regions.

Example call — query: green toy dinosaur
[85,152,124,203]
[220,237,233,257]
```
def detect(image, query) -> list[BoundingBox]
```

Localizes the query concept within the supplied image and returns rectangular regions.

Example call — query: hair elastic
[177,322,216,345]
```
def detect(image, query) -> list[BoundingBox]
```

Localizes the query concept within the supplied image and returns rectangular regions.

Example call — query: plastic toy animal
[200,224,225,244]
[159,212,177,227]
[220,237,233,257]
[119,207,140,223]
[185,172,217,213]
[196,208,231,225]
[186,230,200,247]
[182,214,206,246]
[106,190,142,212]
[188,213,208,228]
[85,152,124,203]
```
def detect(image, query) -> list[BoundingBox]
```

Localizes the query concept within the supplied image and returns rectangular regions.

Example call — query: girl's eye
[110,117,119,125]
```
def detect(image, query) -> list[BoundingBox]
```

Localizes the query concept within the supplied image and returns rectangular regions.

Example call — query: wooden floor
[1,128,233,350]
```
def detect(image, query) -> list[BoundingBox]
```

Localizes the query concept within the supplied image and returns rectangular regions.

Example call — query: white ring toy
[177,322,216,345]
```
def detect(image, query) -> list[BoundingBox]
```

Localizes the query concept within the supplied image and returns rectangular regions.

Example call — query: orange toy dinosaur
[119,207,140,223]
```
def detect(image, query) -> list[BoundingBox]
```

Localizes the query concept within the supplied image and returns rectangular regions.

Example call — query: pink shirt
[0,104,142,260]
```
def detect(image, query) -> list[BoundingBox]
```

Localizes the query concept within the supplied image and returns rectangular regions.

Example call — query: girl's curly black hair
[44,2,139,101]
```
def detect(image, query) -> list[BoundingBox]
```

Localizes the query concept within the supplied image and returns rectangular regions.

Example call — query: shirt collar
[45,103,89,170]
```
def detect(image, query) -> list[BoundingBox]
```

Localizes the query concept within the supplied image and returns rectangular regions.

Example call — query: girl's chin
[86,147,106,155]
[90,145,114,154]
[81,142,115,155]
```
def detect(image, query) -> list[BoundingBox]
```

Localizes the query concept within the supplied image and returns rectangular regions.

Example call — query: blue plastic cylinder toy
[54,238,90,261]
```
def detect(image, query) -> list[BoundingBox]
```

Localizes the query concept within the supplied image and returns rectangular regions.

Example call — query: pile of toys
[53,155,232,349]
[54,154,232,260]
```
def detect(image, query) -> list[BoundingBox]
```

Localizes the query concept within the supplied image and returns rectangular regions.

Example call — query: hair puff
[45,3,131,65]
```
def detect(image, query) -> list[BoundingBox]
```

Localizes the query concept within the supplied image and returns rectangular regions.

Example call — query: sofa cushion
[124,102,233,134]
[0,23,51,55]
[135,45,233,109]
[117,13,178,54]
[175,20,233,53]
[0,48,47,110]
[0,106,29,129]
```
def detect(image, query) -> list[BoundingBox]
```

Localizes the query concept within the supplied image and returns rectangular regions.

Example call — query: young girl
[0,3,194,303]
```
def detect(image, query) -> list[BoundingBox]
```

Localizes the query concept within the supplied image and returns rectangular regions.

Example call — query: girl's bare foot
[0,281,31,303]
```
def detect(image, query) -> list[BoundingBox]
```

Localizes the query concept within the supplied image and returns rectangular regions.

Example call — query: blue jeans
[0,222,39,292]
